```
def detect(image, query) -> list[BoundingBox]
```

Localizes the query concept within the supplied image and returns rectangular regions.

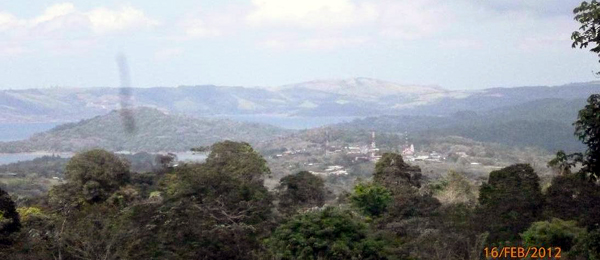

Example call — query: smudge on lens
[116,53,136,134]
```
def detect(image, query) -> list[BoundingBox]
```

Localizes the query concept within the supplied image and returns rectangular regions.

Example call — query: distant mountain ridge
[2,78,599,125]
[336,97,588,152]
[0,107,288,153]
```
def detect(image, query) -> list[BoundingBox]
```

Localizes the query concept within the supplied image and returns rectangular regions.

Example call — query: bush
[266,207,392,260]
[349,182,392,217]
[522,218,586,252]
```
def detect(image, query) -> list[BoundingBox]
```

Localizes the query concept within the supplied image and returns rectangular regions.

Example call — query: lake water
[0,152,73,165]
[0,115,346,165]
[0,122,61,141]
[0,151,205,166]
[211,115,360,129]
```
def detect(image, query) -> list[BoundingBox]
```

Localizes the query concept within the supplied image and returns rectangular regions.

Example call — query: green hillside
[336,98,586,152]
[0,107,289,153]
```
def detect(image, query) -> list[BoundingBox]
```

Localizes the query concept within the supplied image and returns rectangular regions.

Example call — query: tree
[0,188,20,244]
[64,149,131,188]
[545,174,600,229]
[122,141,274,259]
[572,0,600,67]
[570,1,600,179]
[580,229,600,260]
[374,153,422,191]
[277,171,326,215]
[205,141,270,182]
[522,219,586,254]
[266,207,392,260]
[349,182,392,218]
[547,150,576,175]
[434,171,477,205]
[476,164,544,243]
[573,94,600,180]
[50,149,131,208]
[155,153,177,170]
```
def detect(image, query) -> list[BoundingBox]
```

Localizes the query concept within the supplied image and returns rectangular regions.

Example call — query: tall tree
[277,171,326,215]
[572,0,600,67]
[349,182,392,218]
[0,188,20,244]
[121,141,274,260]
[477,164,544,243]
[205,141,271,182]
[545,175,600,229]
[373,153,422,191]
[574,94,600,179]
[570,1,600,179]
[49,149,131,209]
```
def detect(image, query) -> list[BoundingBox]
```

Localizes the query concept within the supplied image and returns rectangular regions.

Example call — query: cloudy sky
[0,0,597,90]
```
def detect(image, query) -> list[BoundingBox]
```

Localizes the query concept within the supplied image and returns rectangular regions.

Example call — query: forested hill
[0,107,289,153]
[337,98,587,152]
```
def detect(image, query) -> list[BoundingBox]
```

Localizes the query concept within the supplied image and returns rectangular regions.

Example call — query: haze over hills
[0,107,288,153]
[337,97,588,152]
[0,78,597,153]
[2,78,599,126]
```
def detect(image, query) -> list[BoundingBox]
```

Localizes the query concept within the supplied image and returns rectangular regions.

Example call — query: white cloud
[180,18,222,38]
[31,3,77,25]
[0,3,158,56]
[247,0,377,29]
[176,6,246,39]
[87,6,159,34]
[1,3,157,34]
[247,0,455,49]
[0,12,21,31]
[376,0,452,40]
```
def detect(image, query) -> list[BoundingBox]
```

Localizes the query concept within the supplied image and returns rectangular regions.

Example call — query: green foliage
[277,171,326,215]
[572,1,600,65]
[568,0,600,179]
[121,141,274,259]
[50,149,131,208]
[65,149,131,188]
[0,188,20,244]
[547,150,577,175]
[15,207,42,222]
[545,174,600,229]
[580,229,600,260]
[266,207,392,260]
[206,141,271,181]
[0,155,67,178]
[574,94,600,179]
[568,2,600,178]
[477,164,543,243]
[434,171,477,205]
[522,218,586,252]
[349,182,392,217]
[374,153,422,191]
[190,146,210,152]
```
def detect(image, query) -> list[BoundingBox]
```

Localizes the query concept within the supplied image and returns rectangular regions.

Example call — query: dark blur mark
[116,53,136,134]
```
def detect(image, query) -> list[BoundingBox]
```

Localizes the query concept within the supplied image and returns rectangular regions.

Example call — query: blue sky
[0,0,597,90]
